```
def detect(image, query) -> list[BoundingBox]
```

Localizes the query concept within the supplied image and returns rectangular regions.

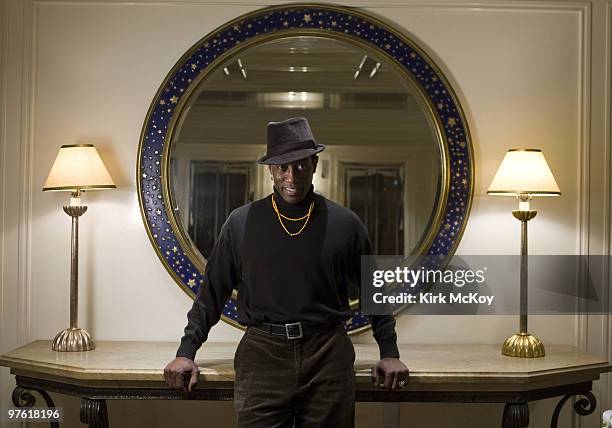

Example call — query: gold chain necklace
[271,194,314,237]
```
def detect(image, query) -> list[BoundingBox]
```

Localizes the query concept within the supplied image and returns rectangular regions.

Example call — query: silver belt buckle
[285,322,303,339]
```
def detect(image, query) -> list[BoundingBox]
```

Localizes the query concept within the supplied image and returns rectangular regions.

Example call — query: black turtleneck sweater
[176,187,400,360]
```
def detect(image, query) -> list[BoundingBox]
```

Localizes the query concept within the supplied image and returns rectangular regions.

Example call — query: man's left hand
[371,358,409,390]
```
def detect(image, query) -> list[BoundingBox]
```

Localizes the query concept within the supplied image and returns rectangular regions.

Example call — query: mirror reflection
[170,36,442,261]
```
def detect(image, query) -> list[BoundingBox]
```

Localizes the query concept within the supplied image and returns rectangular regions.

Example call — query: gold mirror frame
[137,3,474,334]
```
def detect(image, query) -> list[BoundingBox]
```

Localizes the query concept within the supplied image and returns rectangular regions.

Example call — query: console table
[1,341,610,427]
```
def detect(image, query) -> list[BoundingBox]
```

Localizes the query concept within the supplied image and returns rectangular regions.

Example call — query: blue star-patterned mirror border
[138,3,473,333]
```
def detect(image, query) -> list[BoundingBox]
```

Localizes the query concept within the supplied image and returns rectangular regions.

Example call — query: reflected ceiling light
[223,59,247,79]
[288,66,310,72]
[369,62,381,78]
[258,92,324,109]
[288,91,309,101]
[354,55,381,79]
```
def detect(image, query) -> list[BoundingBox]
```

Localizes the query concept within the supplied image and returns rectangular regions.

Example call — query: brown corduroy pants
[234,324,356,428]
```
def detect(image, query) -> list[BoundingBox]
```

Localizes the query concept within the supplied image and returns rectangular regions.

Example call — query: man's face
[269,156,318,204]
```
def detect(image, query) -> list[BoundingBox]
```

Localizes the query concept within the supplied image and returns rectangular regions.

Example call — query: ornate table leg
[550,392,596,428]
[80,398,109,428]
[502,402,529,428]
[11,386,59,428]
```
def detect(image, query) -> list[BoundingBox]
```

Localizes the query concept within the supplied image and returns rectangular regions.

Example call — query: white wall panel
[28,0,585,347]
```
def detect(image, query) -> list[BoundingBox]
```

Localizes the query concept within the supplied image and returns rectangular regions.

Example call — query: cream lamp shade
[487,149,561,196]
[43,144,116,191]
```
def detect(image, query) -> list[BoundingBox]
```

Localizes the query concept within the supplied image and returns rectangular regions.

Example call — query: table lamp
[487,149,561,358]
[43,144,116,351]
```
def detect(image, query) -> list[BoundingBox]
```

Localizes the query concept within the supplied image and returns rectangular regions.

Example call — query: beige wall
[1,0,610,427]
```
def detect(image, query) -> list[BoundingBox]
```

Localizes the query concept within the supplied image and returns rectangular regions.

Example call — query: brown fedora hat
[257,117,325,165]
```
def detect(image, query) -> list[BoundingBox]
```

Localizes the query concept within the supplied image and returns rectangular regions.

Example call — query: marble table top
[2,341,610,391]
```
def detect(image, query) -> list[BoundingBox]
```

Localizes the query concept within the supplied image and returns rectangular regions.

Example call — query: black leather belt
[251,322,339,340]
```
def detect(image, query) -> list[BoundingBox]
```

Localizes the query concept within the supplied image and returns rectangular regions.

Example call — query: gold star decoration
[410,52,417,58]
[283,20,289,27]
[233,25,240,31]
[191,63,197,70]
[303,14,311,23]
[447,117,457,126]
[437,103,443,109]
[331,20,337,27]
[159,99,166,105]
[172,246,178,253]
[385,43,391,50]
[170,95,179,104]
[187,279,196,287]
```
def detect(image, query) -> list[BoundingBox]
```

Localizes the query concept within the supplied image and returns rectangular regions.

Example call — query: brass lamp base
[52,327,95,352]
[502,333,545,358]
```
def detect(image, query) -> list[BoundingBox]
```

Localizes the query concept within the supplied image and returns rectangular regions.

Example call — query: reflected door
[345,165,404,255]
[188,161,253,258]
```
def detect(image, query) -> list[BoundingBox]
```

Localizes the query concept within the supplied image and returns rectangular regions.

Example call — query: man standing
[164,117,409,427]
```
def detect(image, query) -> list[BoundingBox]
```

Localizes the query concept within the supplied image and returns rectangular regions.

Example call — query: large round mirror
[138,4,473,333]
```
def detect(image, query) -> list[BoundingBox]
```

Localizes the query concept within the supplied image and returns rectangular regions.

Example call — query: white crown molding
[577,1,612,425]
[19,0,34,352]
[0,0,12,421]
[575,0,590,355]
[24,0,35,346]
[28,0,590,12]
[0,0,34,347]
[0,0,35,424]
[1,0,7,345]
[605,0,612,414]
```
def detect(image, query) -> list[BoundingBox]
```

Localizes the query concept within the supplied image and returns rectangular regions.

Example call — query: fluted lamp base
[52,328,95,352]
[502,333,545,358]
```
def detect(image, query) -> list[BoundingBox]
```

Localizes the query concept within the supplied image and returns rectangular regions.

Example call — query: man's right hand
[164,357,200,392]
